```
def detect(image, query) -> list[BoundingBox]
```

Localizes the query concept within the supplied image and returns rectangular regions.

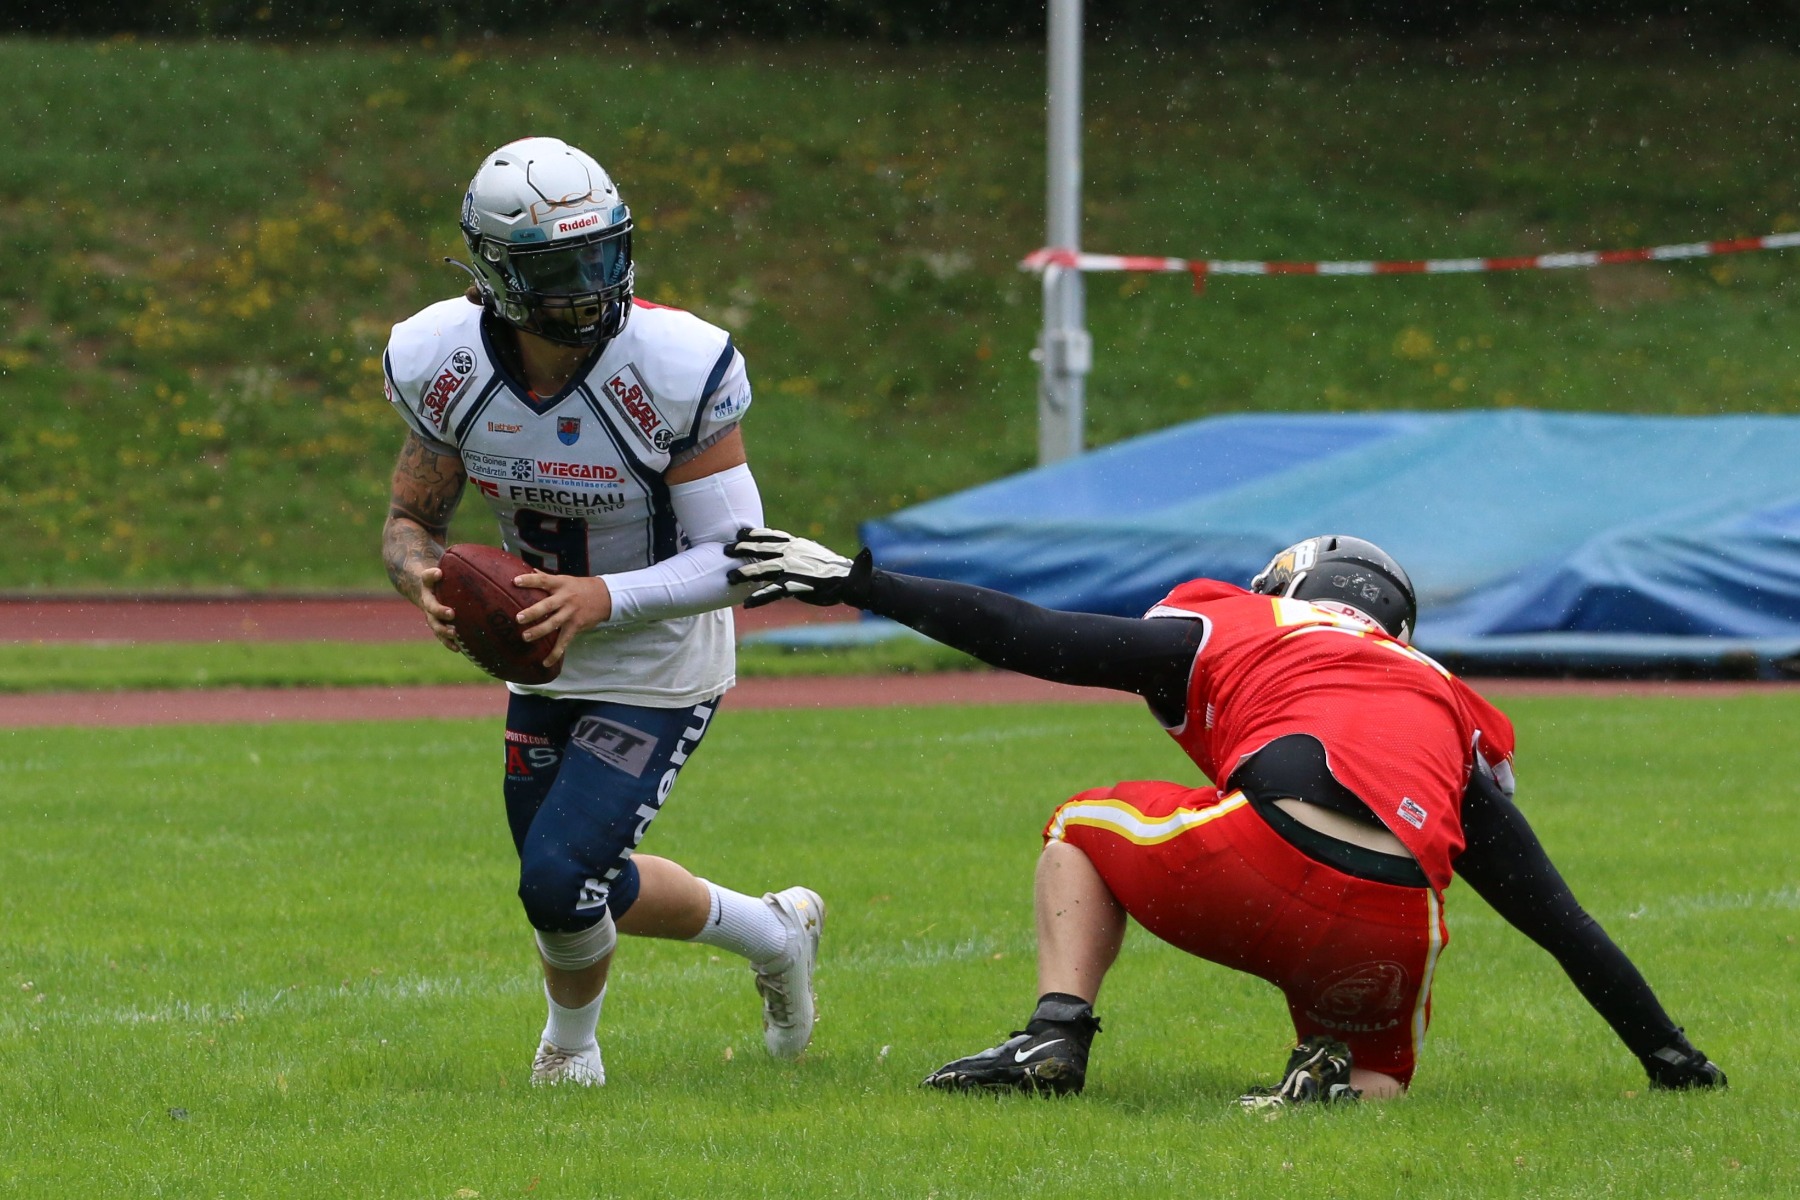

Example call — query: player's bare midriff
[1273,798,1415,859]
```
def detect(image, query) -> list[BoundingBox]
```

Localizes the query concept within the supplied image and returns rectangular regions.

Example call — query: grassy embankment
[5,33,1800,595]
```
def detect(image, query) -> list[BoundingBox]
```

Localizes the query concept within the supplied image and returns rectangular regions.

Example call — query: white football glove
[725,527,870,609]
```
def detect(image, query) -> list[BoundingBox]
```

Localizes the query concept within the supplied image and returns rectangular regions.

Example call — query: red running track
[2,596,1792,729]
[0,594,852,643]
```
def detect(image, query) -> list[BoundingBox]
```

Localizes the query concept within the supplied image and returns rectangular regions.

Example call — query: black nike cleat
[1237,1035,1362,1111]
[1643,1029,1727,1090]
[923,995,1101,1096]
[922,1028,1091,1095]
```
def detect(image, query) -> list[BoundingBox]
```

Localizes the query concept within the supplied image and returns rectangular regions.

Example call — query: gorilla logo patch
[1310,959,1410,1026]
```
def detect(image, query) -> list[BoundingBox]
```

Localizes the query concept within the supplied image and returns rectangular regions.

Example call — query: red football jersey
[1147,579,1516,892]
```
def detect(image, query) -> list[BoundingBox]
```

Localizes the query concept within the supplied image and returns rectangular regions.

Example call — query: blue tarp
[842,412,1800,677]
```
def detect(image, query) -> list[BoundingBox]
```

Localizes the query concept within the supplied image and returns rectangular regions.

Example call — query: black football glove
[1642,1029,1727,1090]
[725,527,874,609]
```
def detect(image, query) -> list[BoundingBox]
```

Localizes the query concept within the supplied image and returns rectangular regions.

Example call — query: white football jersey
[384,296,752,706]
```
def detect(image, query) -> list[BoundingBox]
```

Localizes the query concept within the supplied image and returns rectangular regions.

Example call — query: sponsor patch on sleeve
[709,387,751,423]
[420,346,478,431]
[603,364,674,453]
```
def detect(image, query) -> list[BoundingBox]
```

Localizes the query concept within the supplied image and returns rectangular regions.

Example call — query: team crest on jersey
[557,416,582,445]
[421,346,478,430]
[604,365,675,453]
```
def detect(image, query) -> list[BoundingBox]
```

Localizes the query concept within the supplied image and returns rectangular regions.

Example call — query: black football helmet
[1250,535,1417,642]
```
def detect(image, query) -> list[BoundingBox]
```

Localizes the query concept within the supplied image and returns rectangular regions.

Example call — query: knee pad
[535,912,617,971]
[518,853,642,931]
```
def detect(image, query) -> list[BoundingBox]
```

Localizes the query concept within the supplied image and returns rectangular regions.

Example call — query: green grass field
[2,693,1792,1197]
[5,34,1800,588]
[0,636,977,692]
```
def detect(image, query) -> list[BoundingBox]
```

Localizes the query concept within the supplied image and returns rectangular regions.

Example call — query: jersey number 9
[514,509,591,576]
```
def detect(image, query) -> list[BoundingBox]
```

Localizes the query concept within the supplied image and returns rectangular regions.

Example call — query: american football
[435,543,561,685]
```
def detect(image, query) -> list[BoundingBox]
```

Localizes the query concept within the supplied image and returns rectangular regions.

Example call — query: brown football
[435,543,562,685]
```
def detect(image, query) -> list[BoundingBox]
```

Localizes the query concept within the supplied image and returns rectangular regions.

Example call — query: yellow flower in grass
[1394,327,1434,360]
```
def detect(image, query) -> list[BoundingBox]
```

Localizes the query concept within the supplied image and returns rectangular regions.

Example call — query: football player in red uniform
[726,530,1727,1104]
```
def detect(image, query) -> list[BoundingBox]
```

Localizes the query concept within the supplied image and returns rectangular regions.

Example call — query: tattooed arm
[381,431,468,649]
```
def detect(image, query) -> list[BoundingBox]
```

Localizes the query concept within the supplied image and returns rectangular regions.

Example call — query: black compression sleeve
[1454,769,1680,1059]
[855,567,1200,720]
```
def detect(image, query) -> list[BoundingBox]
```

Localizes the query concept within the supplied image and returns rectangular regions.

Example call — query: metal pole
[1036,0,1089,464]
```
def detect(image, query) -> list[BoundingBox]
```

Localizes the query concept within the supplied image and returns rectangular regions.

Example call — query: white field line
[0,932,1037,1036]
[7,890,1785,1036]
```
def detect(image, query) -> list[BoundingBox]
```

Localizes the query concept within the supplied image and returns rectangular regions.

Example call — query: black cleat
[922,1028,1091,1095]
[923,995,1101,1096]
[1643,1030,1727,1090]
[1237,1035,1362,1111]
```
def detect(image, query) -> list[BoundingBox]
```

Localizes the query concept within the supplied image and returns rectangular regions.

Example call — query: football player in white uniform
[381,137,823,1086]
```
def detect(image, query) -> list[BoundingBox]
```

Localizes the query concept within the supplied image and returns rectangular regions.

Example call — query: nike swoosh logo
[1014,1039,1066,1063]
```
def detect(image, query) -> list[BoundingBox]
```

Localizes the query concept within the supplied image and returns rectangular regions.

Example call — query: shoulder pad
[386,299,487,440]
[608,303,733,407]
[1149,578,1250,615]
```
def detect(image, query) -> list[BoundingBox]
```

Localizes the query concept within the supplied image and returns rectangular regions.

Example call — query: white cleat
[530,1039,605,1087]
[754,886,825,1059]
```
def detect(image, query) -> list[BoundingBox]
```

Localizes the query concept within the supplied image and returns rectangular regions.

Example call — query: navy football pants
[503,691,720,933]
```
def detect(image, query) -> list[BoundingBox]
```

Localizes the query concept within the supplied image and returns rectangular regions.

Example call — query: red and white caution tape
[1022,231,1800,289]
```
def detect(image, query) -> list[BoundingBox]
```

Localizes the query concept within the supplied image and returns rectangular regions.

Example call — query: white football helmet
[458,137,634,347]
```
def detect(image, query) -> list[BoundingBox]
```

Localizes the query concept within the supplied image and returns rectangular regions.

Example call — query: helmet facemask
[470,220,634,348]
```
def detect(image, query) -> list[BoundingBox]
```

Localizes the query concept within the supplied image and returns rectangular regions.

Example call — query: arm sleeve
[602,463,765,624]
[856,567,1200,718]
[1454,768,1680,1059]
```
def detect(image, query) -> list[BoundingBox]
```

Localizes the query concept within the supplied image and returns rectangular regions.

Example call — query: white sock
[689,880,790,964]
[541,982,605,1051]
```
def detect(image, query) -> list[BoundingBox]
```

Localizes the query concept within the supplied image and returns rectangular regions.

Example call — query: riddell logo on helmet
[552,211,603,238]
